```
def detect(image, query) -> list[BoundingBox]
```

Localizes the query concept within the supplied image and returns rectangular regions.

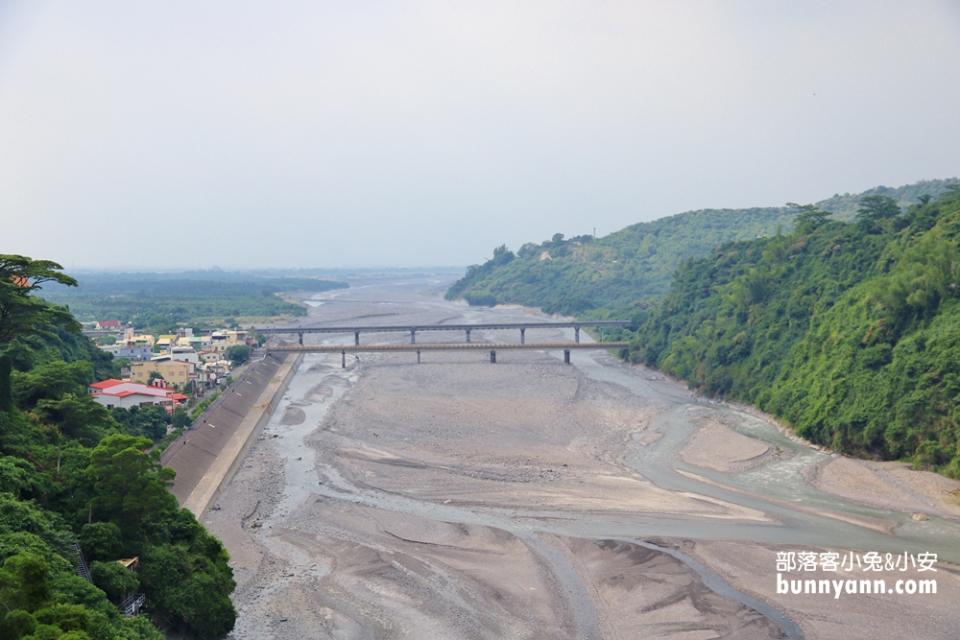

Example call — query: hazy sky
[2,1,958,269]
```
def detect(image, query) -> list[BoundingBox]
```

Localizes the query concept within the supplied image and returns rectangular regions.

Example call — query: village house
[169,345,200,364]
[129,358,194,386]
[209,329,250,352]
[155,335,176,351]
[88,379,187,410]
[102,342,153,361]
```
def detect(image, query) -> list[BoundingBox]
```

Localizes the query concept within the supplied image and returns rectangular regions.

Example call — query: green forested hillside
[0,256,236,639]
[632,191,960,476]
[447,179,958,315]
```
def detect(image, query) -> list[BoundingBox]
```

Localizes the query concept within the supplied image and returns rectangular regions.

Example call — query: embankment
[162,352,302,515]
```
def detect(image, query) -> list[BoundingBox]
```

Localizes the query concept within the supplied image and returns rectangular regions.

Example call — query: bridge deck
[268,341,630,353]
[257,321,630,334]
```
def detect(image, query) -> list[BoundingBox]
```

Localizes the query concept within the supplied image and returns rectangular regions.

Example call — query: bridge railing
[254,321,633,346]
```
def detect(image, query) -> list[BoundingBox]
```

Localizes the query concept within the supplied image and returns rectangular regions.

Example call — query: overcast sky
[1,1,958,269]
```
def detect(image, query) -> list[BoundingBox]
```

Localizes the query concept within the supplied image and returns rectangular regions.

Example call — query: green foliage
[12,361,92,409]
[170,407,191,430]
[86,435,177,541]
[111,405,170,442]
[447,179,957,316]
[0,457,43,499]
[789,203,832,234]
[0,256,236,638]
[36,395,114,447]
[632,190,960,475]
[0,355,11,412]
[0,609,37,639]
[190,392,219,421]
[90,561,138,603]
[449,180,960,477]
[1,552,53,611]
[0,256,78,344]
[225,344,251,366]
[140,543,235,640]
[79,523,123,562]
[0,495,72,551]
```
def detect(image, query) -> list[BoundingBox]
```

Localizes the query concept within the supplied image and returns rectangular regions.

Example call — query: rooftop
[90,380,176,399]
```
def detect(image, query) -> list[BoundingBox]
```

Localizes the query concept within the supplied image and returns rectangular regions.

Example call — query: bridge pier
[520,327,526,344]
[298,332,304,345]
[465,328,471,343]
[574,326,580,344]
[410,329,416,344]
[354,331,360,346]
[564,349,571,364]
[489,350,496,364]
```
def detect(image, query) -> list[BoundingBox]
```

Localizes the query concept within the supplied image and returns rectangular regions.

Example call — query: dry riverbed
[201,279,960,640]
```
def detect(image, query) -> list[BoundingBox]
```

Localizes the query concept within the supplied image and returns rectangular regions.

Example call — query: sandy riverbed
[201,277,960,640]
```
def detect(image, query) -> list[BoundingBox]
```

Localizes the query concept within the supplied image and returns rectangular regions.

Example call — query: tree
[224,345,250,366]
[788,203,832,233]
[856,195,901,232]
[11,361,92,409]
[0,609,37,639]
[857,194,901,220]
[33,603,98,636]
[0,552,52,612]
[79,522,123,561]
[0,255,78,345]
[140,544,235,639]
[487,245,515,267]
[0,354,10,412]
[170,407,191,429]
[35,395,113,446]
[112,405,170,442]
[86,434,177,540]
[90,561,138,602]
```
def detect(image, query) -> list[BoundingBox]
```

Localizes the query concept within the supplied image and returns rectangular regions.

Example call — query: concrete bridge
[255,320,632,346]
[267,341,631,367]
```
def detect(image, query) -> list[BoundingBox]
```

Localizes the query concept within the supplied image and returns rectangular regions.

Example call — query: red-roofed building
[89,379,125,391]
[96,320,124,330]
[89,379,185,410]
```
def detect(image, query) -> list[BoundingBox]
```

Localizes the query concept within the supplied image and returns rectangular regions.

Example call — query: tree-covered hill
[446,178,958,316]
[632,189,960,477]
[0,256,236,639]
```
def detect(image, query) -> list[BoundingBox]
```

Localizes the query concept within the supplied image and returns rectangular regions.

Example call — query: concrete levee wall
[162,352,303,515]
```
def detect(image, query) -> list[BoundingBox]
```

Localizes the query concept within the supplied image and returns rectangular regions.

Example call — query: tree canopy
[0,255,236,638]
[447,179,960,477]
[631,190,960,476]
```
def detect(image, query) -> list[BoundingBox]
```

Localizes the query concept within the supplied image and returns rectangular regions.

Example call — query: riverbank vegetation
[0,256,236,638]
[447,180,960,477]
[632,190,960,476]
[447,179,957,316]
